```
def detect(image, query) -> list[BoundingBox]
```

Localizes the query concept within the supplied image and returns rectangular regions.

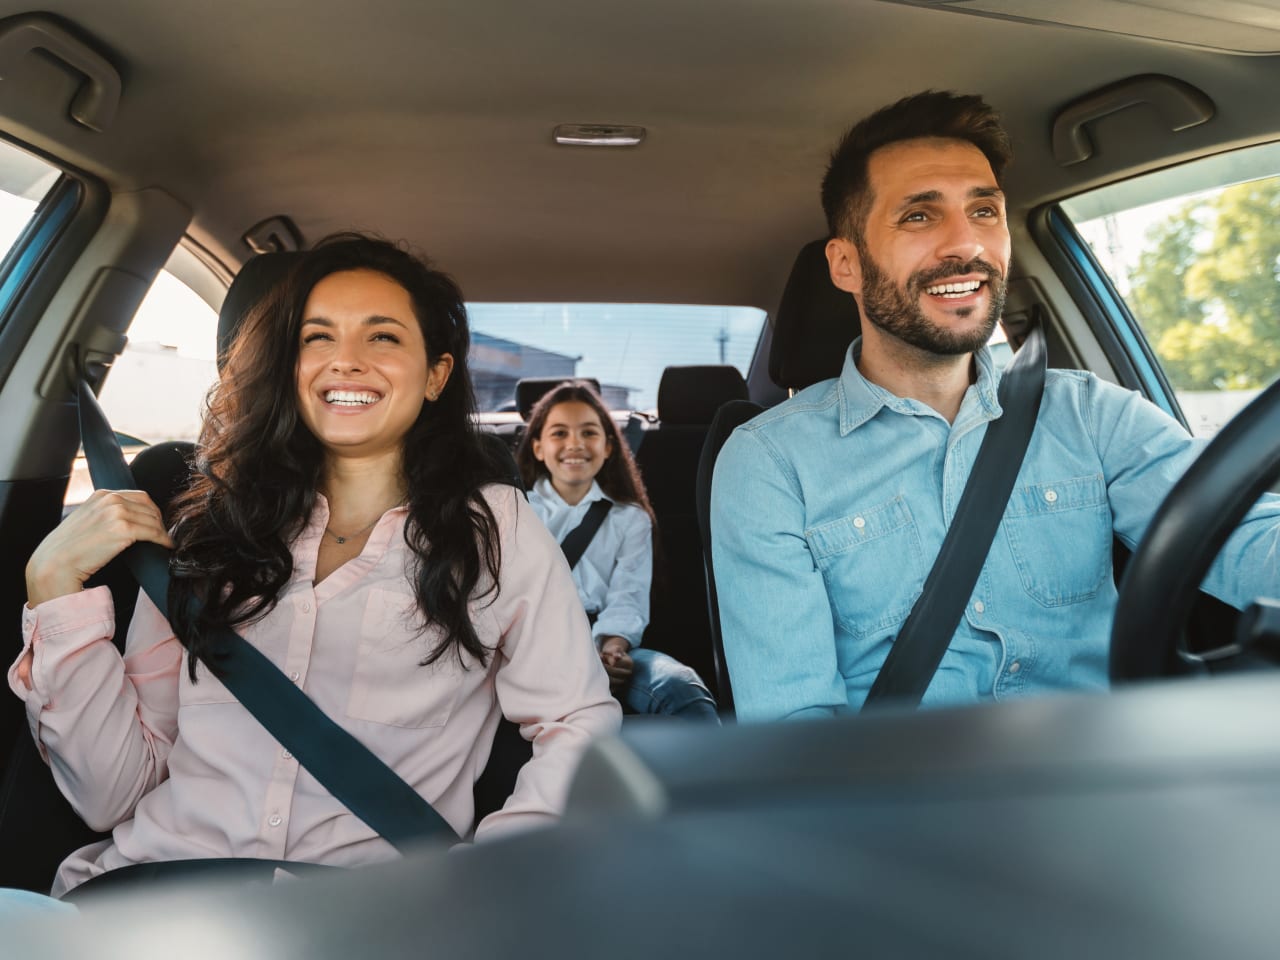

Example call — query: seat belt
[77,381,456,851]
[862,326,1048,710]
[560,499,612,569]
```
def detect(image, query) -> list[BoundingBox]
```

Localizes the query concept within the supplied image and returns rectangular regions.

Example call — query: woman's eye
[302,331,331,344]
[372,332,400,343]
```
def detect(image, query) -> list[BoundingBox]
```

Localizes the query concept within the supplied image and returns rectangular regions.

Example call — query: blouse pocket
[178,655,238,706]
[1002,473,1111,607]
[345,588,463,729]
[804,495,926,640]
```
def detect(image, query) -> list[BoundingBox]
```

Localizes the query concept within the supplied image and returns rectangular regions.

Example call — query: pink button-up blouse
[9,484,620,897]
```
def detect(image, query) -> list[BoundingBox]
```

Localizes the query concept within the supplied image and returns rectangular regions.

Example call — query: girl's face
[295,269,453,462]
[532,400,613,499]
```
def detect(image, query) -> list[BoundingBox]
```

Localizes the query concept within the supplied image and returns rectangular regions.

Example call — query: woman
[11,234,619,902]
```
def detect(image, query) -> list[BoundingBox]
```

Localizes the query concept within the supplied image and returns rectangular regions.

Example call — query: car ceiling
[2,0,1279,309]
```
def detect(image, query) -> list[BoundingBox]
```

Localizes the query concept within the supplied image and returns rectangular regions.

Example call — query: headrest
[515,377,603,421]
[657,366,748,425]
[768,238,860,392]
[216,251,301,370]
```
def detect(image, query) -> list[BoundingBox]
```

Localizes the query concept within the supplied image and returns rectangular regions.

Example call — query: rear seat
[636,365,748,699]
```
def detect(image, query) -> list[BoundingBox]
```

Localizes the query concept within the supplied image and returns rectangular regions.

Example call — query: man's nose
[935,212,985,263]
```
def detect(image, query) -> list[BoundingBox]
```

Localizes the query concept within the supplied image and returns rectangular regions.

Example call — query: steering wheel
[1110,375,1280,682]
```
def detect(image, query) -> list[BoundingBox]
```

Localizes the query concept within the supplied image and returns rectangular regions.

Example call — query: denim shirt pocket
[804,495,925,640]
[1002,473,1110,607]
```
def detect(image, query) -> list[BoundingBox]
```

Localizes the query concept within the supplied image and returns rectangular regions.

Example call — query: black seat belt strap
[863,327,1048,709]
[560,499,612,569]
[77,381,455,851]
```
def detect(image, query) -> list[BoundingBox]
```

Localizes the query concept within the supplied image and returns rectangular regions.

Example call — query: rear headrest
[515,377,603,421]
[216,251,301,371]
[768,238,860,392]
[657,366,748,425]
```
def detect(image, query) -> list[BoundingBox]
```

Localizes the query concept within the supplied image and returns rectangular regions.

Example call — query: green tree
[1126,178,1280,391]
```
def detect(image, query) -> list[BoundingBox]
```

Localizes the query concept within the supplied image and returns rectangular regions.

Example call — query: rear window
[467,303,767,413]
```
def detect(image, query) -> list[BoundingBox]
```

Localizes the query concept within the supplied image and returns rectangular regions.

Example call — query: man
[711,90,1280,722]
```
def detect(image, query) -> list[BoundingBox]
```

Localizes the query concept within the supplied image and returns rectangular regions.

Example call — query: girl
[516,381,718,722]
[10,234,619,903]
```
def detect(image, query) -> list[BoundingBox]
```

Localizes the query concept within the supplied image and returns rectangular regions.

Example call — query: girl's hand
[25,489,173,607]
[599,636,634,691]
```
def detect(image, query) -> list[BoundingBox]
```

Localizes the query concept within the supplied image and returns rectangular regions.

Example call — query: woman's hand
[16,490,172,691]
[598,635,634,692]
[25,489,173,607]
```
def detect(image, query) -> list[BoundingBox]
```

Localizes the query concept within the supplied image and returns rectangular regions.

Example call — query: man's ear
[826,238,863,298]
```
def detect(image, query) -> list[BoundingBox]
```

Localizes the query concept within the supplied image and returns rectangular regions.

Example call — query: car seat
[635,365,748,699]
[695,238,859,715]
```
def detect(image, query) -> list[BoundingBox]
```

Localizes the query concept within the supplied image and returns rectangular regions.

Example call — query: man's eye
[973,206,1001,219]
[901,210,929,223]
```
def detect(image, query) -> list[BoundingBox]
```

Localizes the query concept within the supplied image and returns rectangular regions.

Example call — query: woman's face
[295,268,453,462]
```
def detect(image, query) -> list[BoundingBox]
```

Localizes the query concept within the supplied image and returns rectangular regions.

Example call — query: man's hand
[599,635,634,692]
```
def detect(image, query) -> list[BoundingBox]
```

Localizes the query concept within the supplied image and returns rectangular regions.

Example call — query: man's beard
[858,251,1007,356]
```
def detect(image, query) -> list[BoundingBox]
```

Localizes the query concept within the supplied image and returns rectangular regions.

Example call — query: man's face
[829,137,1011,356]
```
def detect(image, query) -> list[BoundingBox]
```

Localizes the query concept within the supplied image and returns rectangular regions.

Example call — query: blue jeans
[620,648,719,722]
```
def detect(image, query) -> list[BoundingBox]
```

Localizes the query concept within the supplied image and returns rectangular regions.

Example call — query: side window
[1060,144,1280,437]
[65,246,222,505]
[0,141,59,261]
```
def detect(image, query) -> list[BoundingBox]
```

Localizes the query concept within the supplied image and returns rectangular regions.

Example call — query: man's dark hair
[821,90,1012,242]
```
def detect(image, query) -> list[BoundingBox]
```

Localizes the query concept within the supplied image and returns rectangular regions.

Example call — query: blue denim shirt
[711,340,1280,723]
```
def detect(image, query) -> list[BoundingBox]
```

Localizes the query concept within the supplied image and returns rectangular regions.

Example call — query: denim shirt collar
[836,336,1003,436]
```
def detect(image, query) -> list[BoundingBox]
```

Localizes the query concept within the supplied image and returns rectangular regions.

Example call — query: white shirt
[527,477,653,648]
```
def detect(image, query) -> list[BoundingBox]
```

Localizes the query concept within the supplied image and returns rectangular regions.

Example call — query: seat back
[634,365,747,699]
[694,240,860,717]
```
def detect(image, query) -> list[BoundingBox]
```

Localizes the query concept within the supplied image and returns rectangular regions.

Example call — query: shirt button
[282,750,293,760]
[1044,489,1058,504]
[289,671,300,683]
[300,601,311,613]
[973,600,985,614]
[853,516,866,529]
[268,814,283,827]
[1008,661,1022,674]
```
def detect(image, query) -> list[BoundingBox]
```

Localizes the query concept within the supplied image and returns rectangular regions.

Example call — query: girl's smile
[532,400,614,504]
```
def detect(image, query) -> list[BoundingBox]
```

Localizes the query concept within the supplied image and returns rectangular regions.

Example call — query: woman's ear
[531,434,545,463]
[425,352,454,401]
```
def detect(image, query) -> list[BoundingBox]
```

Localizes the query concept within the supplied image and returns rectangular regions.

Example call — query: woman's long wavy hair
[514,381,654,521]
[168,233,504,677]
